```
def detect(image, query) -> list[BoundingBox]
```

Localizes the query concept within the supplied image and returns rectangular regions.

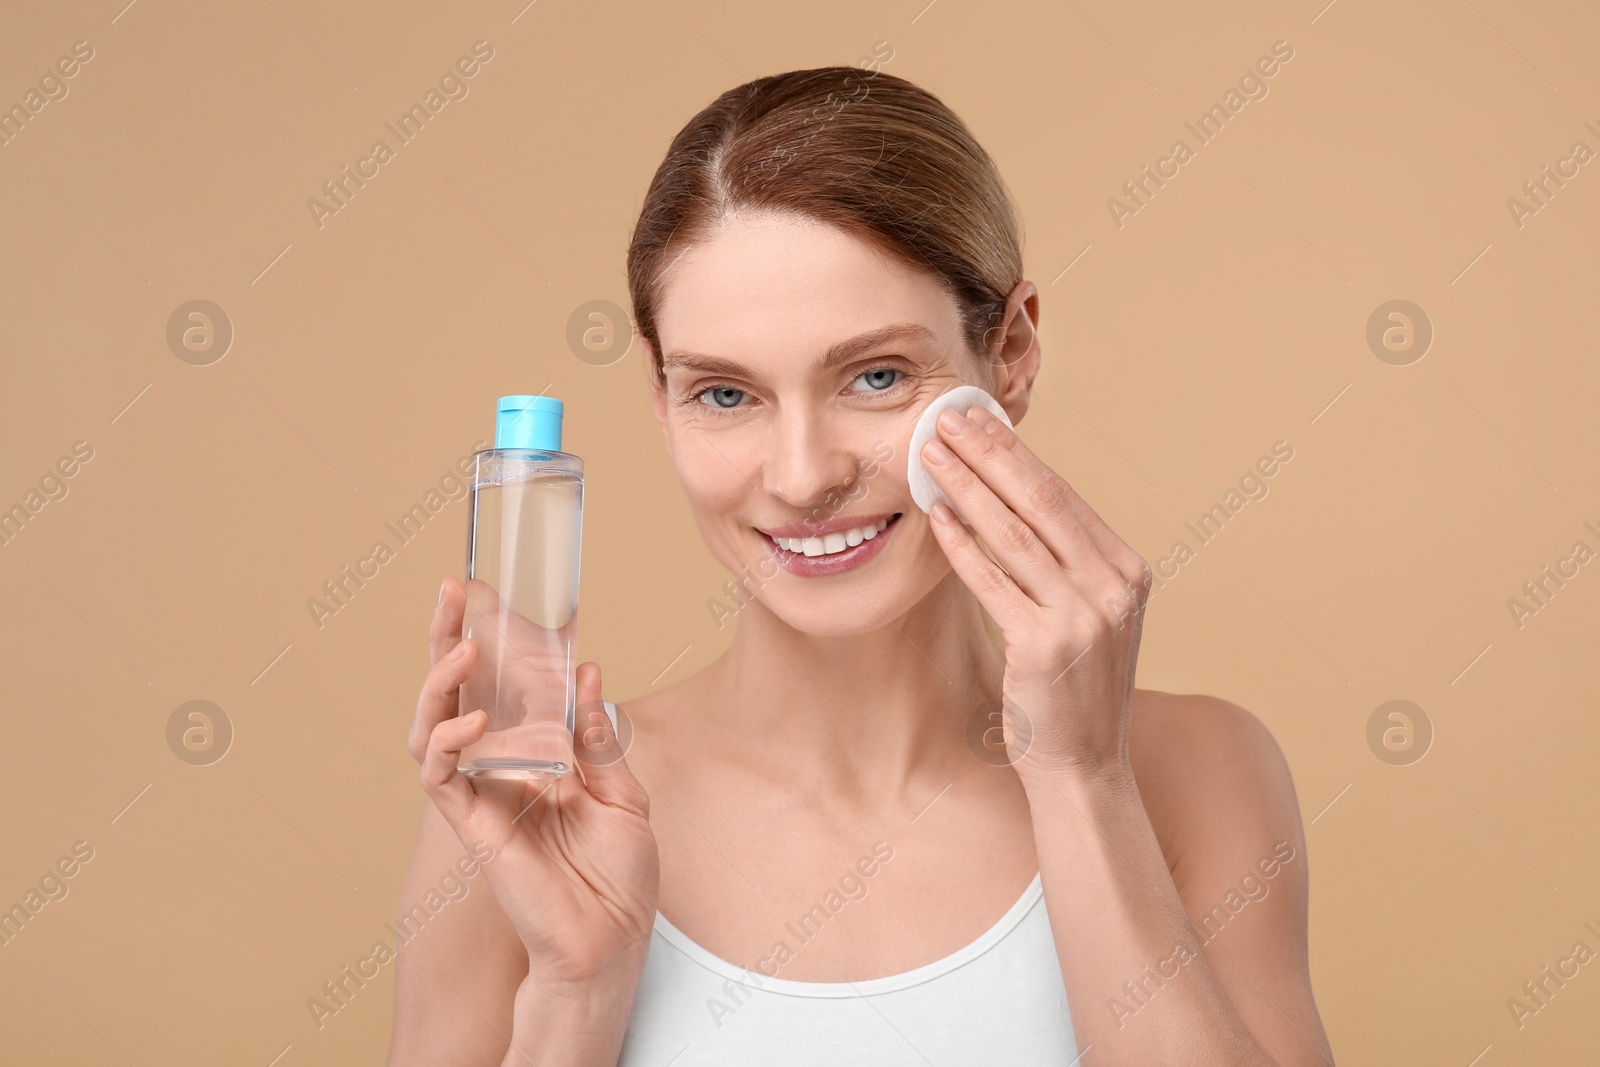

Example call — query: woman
[389,67,1332,1065]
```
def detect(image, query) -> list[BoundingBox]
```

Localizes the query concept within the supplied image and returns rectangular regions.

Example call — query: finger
[429,576,467,665]
[964,407,1151,591]
[925,500,1037,627]
[422,711,568,891]
[409,637,478,764]
[419,707,490,831]
[570,662,651,819]
[461,579,562,690]
[934,407,1113,585]
[454,585,559,688]
[921,431,1063,604]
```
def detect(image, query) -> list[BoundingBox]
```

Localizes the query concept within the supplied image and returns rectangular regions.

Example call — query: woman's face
[649,209,1016,637]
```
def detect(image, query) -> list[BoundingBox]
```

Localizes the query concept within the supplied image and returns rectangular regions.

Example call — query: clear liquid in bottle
[456,397,583,780]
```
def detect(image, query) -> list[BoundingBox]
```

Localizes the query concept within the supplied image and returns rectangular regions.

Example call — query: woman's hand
[409,577,661,993]
[920,405,1152,784]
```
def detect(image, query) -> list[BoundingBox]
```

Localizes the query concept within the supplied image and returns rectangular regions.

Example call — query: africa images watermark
[743,41,895,184]
[0,39,96,148]
[306,840,495,1030]
[1106,840,1298,1029]
[705,439,895,630]
[1107,39,1297,229]
[305,439,488,630]
[1,840,97,949]
[1146,440,1295,596]
[1505,519,1599,630]
[706,840,897,1029]
[305,41,496,230]
[0,440,95,549]
[1505,917,1600,1031]
[1505,118,1600,231]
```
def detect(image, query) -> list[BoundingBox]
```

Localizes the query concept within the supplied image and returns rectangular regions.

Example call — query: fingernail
[437,578,448,606]
[448,641,467,660]
[924,439,953,466]
[932,502,957,525]
[937,408,970,435]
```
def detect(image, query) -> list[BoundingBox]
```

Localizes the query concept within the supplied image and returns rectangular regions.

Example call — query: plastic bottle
[456,395,584,779]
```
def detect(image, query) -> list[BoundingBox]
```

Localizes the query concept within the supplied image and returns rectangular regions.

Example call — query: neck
[698,570,1007,799]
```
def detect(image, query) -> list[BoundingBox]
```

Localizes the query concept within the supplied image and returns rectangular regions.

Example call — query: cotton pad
[907,385,1013,525]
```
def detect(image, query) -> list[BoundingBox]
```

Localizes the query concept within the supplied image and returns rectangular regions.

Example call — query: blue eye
[697,386,745,409]
[852,367,901,392]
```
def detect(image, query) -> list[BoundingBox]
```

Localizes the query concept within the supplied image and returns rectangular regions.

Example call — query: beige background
[2,0,1597,1063]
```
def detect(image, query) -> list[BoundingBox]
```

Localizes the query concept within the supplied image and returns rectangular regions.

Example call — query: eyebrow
[662,322,936,378]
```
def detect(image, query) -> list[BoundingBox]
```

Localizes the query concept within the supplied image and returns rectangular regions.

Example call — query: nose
[760,406,862,512]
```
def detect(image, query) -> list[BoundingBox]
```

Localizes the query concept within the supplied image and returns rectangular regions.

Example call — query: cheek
[880,399,943,487]
[672,430,752,512]
[882,475,915,517]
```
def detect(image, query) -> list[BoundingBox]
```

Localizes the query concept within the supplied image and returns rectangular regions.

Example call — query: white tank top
[600,702,1080,1065]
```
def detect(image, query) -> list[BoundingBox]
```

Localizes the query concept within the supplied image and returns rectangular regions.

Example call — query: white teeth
[771,516,892,557]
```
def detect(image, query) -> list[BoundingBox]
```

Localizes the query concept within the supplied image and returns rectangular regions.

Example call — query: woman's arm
[1017,694,1331,1065]
[388,804,647,1067]
[389,581,528,1065]
[387,798,526,1066]
[389,581,659,1065]
[918,402,1331,1064]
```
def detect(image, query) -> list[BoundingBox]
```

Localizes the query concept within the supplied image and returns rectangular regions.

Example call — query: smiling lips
[767,514,891,555]
[757,512,904,576]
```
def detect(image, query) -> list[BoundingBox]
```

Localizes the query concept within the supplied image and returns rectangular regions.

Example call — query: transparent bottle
[456,395,584,780]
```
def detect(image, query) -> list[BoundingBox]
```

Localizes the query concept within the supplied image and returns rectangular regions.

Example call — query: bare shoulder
[1127,688,1306,894]
[1128,688,1290,785]
[605,673,714,780]
[609,677,696,735]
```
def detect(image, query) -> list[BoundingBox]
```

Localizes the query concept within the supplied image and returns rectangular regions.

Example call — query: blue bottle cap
[496,395,564,451]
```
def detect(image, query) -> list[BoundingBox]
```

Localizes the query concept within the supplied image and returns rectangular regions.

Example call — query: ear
[989,281,1041,427]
